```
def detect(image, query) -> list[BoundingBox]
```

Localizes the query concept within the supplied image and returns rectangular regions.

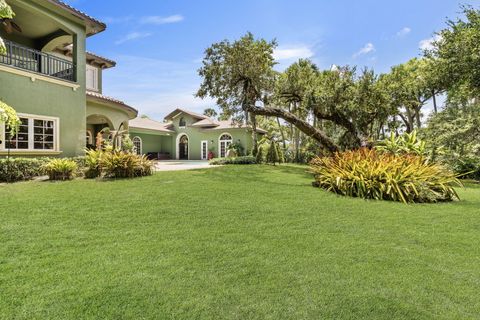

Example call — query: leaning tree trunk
[247,105,339,153]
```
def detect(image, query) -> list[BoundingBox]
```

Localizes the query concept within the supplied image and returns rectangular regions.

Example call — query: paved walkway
[154,160,214,171]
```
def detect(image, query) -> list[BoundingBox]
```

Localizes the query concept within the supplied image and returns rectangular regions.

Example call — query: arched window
[219,133,232,158]
[179,117,186,127]
[132,136,142,155]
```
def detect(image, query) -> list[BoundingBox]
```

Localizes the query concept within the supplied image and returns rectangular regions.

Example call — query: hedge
[209,156,257,165]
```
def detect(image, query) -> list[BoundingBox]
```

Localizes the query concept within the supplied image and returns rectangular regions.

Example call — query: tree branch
[246,105,339,152]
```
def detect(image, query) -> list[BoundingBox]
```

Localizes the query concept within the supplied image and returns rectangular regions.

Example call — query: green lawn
[0,165,479,319]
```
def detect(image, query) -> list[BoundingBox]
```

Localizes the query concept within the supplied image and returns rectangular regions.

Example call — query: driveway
[154,160,213,171]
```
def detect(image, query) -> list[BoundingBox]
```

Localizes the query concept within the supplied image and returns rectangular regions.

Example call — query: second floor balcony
[0,40,76,82]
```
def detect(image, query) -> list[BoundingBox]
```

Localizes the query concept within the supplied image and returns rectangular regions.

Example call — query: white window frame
[132,136,142,155]
[201,140,208,160]
[218,132,233,158]
[86,65,98,91]
[1,113,60,152]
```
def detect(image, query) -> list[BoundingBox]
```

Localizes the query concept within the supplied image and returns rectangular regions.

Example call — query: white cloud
[419,34,441,51]
[273,45,314,61]
[397,27,411,37]
[115,32,152,45]
[141,15,184,25]
[353,43,375,58]
[102,16,133,24]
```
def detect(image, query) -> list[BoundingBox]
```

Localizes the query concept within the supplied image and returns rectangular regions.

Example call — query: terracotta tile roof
[190,118,220,127]
[86,51,116,67]
[129,117,174,133]
[47,0,106,35]
[164,108,208,121]
[86,91,138,118]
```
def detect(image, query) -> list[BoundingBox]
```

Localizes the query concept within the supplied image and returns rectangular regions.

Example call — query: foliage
[310,148,461,203]
[427,6,480,99]
[43,159,77,181]
[0,157,48,182]
[227,141,244,156]
[423,101,480,179]
[84,149,103,178]
[196,32,277,123]
[209,156,256,165]
[203,107,218,118]
[0,100,20,135]
[376,130,426,156]
[0,0,14,55]
[98,148,154,178]
[266,139,282,165]
[380,58,439,131]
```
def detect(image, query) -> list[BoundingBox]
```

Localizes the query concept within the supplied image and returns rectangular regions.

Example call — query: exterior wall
[86,101,130,131]
[0,0,87,157]
[129,131,173,156]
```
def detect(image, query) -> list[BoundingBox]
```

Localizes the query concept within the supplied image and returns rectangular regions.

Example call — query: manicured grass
[0,165,479,319]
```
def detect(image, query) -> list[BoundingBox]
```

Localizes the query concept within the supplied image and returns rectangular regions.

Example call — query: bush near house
[310,148,462,203]
[0,158,49,182]
[43,159,77,181]
[209,156,257,165]
[84,148,154,179]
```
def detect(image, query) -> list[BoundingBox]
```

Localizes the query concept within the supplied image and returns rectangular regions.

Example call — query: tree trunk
[277,117,287,150]
[247,105,339,153]
[250,112,258,155]
[415,107,422,129]
[432,90,438,114]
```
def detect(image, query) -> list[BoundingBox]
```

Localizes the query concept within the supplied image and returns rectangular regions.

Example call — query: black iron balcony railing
[0,40,76,82]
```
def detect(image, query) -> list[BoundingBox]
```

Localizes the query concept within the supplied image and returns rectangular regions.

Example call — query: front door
[179,135,188,160]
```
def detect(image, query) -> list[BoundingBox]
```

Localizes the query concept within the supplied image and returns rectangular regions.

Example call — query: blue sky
[66,0,470,120]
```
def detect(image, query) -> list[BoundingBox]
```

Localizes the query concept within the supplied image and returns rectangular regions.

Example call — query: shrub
[209,156,256,165]
[376,130,426,156]
[43,159,77,181]
[310,148,462,203]
[266,140,282,165]
[98,149,154,178]
[0,157,48,182]
[84,149,102,179]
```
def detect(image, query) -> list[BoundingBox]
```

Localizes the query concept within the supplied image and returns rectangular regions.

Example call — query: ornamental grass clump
[43,159,77,181]
[310,148,462,203]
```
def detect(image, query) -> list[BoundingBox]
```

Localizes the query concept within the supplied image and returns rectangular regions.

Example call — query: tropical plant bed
[0,165,479,319]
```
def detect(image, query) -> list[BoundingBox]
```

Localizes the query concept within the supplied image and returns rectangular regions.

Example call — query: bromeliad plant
[310,148,462,203]
[376,130,426,156]
[43,159,77,181]
[84,147,153,179]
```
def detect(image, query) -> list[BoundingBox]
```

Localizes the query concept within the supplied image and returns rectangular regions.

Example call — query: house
[0,0,137,157]
[129,109,266,160]
[0,0,263,160]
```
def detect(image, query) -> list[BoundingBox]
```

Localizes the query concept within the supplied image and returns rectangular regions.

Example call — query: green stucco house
[0,0,263,160]
[129,109,266,160]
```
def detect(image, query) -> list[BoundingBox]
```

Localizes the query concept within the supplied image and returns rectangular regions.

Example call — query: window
[179,117,186,128]
[86,65,98,91]
[3,114,59,151]
[201,141,208,160]
[219,133,232,158]
[132,136,142,155]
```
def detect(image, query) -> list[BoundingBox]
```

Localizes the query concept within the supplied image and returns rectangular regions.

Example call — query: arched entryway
[219,133,233,158]
[177,134,189,160]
